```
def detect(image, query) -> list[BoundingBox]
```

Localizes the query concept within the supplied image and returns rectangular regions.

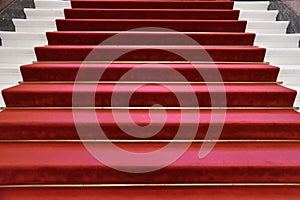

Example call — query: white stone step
[34,0,71,9]
[277,65,300,85]
[254,34,300,48]
[239,10,278,21]
[246,21,289,34]
[234,1,270,11]
[0,73,22,84]
[24,8,65,19]
[0,32,47,47]
[0,47,36,64]
[0,64,21,70]
[13,19,57,32]
[265,48,300,65]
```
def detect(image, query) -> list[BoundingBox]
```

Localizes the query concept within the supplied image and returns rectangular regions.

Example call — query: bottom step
[1,186,300,200]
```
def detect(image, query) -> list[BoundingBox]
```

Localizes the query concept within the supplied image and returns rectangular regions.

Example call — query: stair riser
[34,47,266,62]
[56,19,247,32]
[21,64,279,82]
[46,32,255,46]
[71,1,234,9]
[64,9,240,20]
[2,84,296,107]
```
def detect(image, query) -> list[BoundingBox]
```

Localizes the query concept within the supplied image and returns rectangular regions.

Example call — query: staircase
[1,0,300,198]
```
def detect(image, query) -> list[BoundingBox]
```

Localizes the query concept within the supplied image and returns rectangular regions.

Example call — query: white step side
[265,48,300,65]
[13,19,57,32]
[277,65,300,85]
[34,0,71,9]
[0,64,21,70]
[246,21,289,34]
[234,1,270,11]
[0,32,47,47]
[254,34,300,48]
[239,10,278,21]
[24,8,65,19]
[0,47,36,64]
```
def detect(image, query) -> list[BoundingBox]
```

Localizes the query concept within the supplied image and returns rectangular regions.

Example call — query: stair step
[2,83,296,107]
[246,21,289,34]
[239,10,278,21]
[64,8,240,20]
[34,0,71,9]
[56,19,247,32]
[34,45,266,62]
[20,63,279,82]
[265,48,300,65]
[1,186,300,200]
[233,1,269,11]
[1,142,300,184]
[0,109,300,140]
[254,34,300,48]
[71,0,234,9]
[13,19,57,32]
[0,32,47,47]
[46,31,255,46]
[24,8,65,19]
[0,47,36,64]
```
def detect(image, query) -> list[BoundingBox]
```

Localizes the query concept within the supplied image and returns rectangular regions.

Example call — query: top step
[71,0,234,9]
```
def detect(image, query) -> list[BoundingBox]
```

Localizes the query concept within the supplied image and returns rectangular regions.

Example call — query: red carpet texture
[1,0,300,198]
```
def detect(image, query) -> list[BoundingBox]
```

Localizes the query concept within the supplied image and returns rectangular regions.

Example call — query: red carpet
[0,109,299,140]
[56,19,247,32]
[1,186,300,200]
[46,32,256,45]
[1,0,300,197]
[1,142,300,184]
[35,45,265,62]
[21,63,279,82]
[2,83,296,107]
[64,8,240,20]
[71,0,235,9]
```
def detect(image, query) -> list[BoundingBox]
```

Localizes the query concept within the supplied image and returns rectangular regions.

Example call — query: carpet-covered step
[35,46,265,62]
[2,83,296,107]
[0,32,47,47]
[13,19,57,32]
[64,8,240,20]
[1,186,300,200]
[246,21,289,34]
[24,8,65,19]
[34,0,71,9]
[71,0,234,9]
[46,32,255,46]
[20,63,279,82]
[1,142,300,184]
[233,1,269,11]
[56,19,247,32]
[238,10,278,21]
[0,109,300,140]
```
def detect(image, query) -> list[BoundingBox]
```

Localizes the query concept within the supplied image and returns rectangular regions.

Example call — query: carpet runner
[1,0,300,198]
